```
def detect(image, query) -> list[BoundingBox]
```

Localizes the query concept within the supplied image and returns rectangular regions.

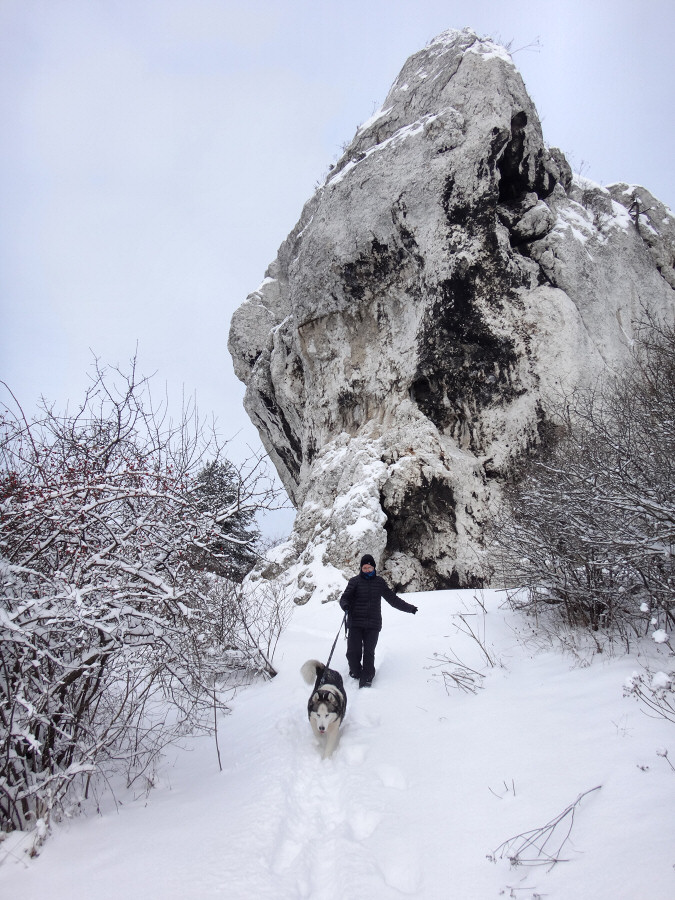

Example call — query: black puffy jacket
[339,572,416,630]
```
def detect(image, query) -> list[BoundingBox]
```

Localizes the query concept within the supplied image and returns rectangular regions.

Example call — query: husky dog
[301,660,347,759]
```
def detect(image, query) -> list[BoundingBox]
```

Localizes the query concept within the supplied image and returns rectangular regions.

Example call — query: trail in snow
[1,590,674,899]
[268,688,420,898]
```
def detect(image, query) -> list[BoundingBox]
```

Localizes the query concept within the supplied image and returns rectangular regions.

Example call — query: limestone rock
[229,28,675,601]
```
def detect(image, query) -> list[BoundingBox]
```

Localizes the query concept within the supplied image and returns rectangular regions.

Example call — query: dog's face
[310,701,340,734]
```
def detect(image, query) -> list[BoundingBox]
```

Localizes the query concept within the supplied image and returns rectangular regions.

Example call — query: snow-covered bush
[624,669,675,726]
[0,359,279,834]
[191,575,292,681]
[492,317,675,638]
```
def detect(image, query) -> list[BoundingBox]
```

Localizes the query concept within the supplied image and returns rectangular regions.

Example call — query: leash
[314,612,347,690]
[325,611,347,670]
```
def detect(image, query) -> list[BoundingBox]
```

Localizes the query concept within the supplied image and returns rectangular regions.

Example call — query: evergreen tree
[191,459,260,581]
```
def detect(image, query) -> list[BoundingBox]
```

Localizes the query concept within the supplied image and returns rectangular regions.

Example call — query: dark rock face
[229,28,675,602]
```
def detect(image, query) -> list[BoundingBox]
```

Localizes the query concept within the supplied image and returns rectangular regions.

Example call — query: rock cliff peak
[229,31,675,602]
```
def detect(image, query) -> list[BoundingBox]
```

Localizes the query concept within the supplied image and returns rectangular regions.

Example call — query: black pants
[346,625,380,681]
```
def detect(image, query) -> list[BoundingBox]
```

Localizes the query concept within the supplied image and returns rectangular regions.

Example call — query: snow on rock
[606,182,675,289]
[228,28,675,599]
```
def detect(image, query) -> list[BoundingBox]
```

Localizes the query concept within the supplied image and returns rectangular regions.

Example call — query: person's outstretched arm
[380,578,417,614]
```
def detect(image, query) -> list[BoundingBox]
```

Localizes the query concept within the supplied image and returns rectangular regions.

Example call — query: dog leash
[325,612,347,669]
[314,612,347,691]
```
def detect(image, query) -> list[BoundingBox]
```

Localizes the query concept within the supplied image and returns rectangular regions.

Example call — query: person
[339,554,418,688]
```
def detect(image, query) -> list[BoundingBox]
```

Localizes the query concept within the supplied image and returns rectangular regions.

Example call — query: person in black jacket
[339,554,418,688]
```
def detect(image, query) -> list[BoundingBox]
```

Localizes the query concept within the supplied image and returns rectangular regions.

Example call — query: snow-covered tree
[492,317,675,638]
[189,460,260,581]
[0,359,280,834]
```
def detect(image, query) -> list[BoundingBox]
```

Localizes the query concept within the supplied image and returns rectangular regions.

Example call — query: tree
[0,358,281,837]
[189,460,260,581]
[491,317,675,639]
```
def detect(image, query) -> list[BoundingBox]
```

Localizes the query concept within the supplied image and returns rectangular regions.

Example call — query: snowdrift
[1,589,673,899]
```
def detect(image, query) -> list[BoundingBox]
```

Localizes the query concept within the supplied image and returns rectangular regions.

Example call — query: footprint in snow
[342,742,368,766]
[349,807,382,840]
[376,845,423,894]
[352,708,382,728]
[376,764,408,790]
[271,837,303,873]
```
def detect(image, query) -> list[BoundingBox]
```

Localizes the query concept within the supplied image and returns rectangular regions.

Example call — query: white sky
[1,0,674,535]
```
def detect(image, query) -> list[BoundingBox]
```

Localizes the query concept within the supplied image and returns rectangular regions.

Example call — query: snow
[465,40,513,65]
[254,276,277,294]
[553,181,634,249]
[652,672,672,690]
[356,106,393,135]
[2,588,674,899]
[327,115,438,187]
[555,204,594,245]
[427,28,513,65]
[428,28,467,47]
[605,182,675,220]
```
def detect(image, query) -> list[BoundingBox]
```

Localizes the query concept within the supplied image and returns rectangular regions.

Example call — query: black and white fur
[301,660,347,759]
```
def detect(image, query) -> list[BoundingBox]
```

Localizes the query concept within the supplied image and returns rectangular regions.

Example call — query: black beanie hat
[360,554,376,568]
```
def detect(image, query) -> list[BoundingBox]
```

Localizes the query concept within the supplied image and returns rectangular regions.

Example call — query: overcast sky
[2,0,674,536]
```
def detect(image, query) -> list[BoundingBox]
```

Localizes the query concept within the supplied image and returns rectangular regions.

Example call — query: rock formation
[229,28,675,602]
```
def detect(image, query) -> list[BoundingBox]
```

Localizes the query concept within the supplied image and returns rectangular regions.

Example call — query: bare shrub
[624,669,675,726]
[194,576,292,681]
[428,595,499,694]
[491,317,675,641]
[0,358,282,835]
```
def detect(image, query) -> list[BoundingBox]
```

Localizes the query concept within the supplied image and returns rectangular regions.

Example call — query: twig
[656,748,675,773]
[489,785,601,871]
[213,689,223,772]
[454,612,496,668]
[488,779,516,800]
[426,653,486,694]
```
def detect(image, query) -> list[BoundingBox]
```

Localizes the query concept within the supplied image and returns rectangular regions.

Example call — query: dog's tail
[300,659,325,685]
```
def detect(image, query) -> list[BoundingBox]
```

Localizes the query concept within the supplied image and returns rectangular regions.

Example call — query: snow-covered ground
[1,589,673,899]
